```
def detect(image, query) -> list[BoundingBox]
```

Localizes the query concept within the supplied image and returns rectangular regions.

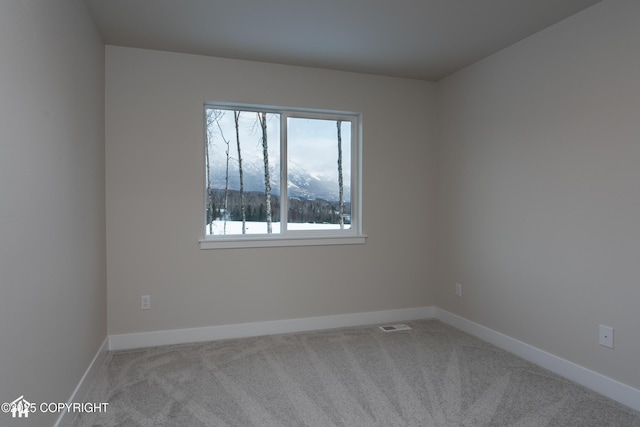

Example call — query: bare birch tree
[337,120,345,229]
[257,112,273,233]
[205,110,215,234]
[205,109,229,234]
[212,111,231,234]
[234,111,246,234]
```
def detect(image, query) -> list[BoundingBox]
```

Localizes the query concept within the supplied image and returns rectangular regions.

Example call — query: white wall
[0,1,106,426]
[105,46,435,335]
[436,0,640,391]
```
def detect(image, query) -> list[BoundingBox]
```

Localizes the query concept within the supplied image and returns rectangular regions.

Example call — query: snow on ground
[206,220,350,235]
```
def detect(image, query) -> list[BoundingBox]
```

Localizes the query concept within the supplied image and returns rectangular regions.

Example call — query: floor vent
[379,324,412,332]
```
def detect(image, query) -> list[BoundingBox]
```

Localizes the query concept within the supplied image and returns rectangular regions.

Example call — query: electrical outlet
[455,283,462,297]
[599,325,613,348]
[141,295,151,310]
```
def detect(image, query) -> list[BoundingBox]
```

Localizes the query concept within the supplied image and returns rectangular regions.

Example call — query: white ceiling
[84,0,601,81]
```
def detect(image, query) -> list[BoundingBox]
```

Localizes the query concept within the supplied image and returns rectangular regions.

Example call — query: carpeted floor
[70,319,640,426]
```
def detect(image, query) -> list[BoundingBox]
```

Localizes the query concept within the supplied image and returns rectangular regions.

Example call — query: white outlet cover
[141,295,151,310]
[599,325,613,348]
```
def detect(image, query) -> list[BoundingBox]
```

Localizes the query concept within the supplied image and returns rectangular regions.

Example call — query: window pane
[287,117,351,230]
[205,108,280,235]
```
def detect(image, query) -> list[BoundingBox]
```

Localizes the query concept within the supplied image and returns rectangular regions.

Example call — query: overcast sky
[207,109,351,183]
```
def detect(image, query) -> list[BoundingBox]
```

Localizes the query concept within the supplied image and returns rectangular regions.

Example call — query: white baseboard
[54,337,109,427]
[108,306,436,351]
[433,307,640,413]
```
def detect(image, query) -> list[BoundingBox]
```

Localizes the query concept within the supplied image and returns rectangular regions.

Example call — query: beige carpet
[71,319,640,426]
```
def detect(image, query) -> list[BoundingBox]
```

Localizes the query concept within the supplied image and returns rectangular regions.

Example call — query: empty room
[1,0,639,426]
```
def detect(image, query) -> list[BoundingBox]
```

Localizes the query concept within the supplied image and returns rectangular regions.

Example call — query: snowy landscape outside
[205,107,352,236]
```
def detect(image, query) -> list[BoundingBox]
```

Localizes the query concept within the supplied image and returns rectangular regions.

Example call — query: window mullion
[352,118,362,235]
[280,113,288,234]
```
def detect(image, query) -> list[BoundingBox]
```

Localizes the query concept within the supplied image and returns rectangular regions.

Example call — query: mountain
[209,159,350,202]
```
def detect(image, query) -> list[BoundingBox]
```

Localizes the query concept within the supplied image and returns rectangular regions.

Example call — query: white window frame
[199,103,366,249]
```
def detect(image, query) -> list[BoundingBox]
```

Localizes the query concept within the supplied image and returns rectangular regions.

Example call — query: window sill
[199,234,367,249]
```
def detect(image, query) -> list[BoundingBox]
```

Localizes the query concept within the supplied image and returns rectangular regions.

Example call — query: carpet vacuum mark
[71,320,640,426]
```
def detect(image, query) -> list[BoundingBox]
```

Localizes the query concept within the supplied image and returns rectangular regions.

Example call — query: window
[200,103,364,249]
